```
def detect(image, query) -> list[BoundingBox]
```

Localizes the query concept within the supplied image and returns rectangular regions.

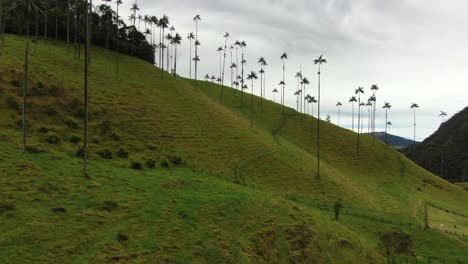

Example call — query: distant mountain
[367,132,418,149]
[403,106,468,182]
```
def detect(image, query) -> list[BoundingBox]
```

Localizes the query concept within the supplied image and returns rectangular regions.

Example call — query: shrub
[38,127,49,133]
[91,136,101,144]
[97,149,113,159]
[160,159,169,168]
[36,81,45,89]
[25,146,44,154]
[69,134,81,144]
[101,201,119,212]
[110,131,120,141]
[17,118,29,128]
[147,143,158,150]
[46,105,57,116]
[116,148,128,158]
[0,203,15,214]
[9,80,21,87]
[51,207,66,213]
[74,107,86,118]
[64,116,80,129]
[75,147,85,158]
[48,85,64,97]
[169,155,183,165]
[45,134,60,144]
[131,161,142,170]
[146,159,156,168]
[5,96,19,110]
[116,233,128,242]
[380,230,413,259]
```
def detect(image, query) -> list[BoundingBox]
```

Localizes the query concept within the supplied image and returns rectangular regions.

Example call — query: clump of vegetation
[116,148,128,158]
[36,81,45,89]
[101,201,119,212]
[99,120,112,134]
[45,105,57,116]
[75,147,85,158]
[47,85,64,97]
[169,155,183,165]
[110,131,120,141]
[147,143,158,150]
[64,116,80,129]
[334,199,343,221]
[146,159,156,168]
[74,107,86,118]
[131,161,142,170]
[45,134,60,144]
[116,234,128,242]
[5,96,19,110]
[160,159,169,168]
[9,79,21,87]
[38,127,49,134]
[0,203,16,214]
[25,145,44,154]
[91,136,101,144]
[69,134,81,144]
[97,149,113,159]
[380,230,413,262]
[51,207,67,213]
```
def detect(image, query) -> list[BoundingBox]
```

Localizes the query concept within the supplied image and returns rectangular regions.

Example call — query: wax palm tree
[234,41,240,82]
[301,77,310,118]
[192,55,200,78]
[278,80,285,109]
[129,1,139,54]
[280,52,288,113]
[171,33,182,77]
[294,90,301,111]
[230,63,237,89]
[355,87,364,155]
[204,74,210,81]
[383,102,392,144]
[115,0,123,73]
[314,55,327,179]
[366,100,372,133]
[216,46,223,81]
[261,58,267,102]
[349,96,357,131]
[210,75,216,82]
[187,32,194,78]
[411,103,419,143]
[370,84,379,145]
[272,88,278,102]
[83,0,90,177]
[439,110,447,122]
[193,14,201,79]
[295,71,302,105]
[158,15,169,77]
[336,102,342,126]
[220,32,229,102]
[310,96,317,117]
[239,41,247,107]
[247,71,258,128]
[387,121,392,134]
[258,57,265,107]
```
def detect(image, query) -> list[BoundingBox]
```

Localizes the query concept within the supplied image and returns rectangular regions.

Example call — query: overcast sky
[117,0,468,141]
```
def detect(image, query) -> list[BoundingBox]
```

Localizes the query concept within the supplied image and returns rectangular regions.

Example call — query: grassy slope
[0,35,467,263]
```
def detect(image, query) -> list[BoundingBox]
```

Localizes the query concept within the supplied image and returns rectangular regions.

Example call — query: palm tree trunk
[194,21,198,80]
[372,100,377,145]
[220,38,227,104]
[282,61,285,113]
[55,11,58,40]
[357,97,361,156]
[35,10,39,44]
[67,4,70,53]
[189,38,192,78]
[385,109,388,144]
[83,0,90,178]
[173,45,177,77]
[44,7,48,43]
[251,80,254,128]
[352,103,355,131]
[161,28,165,77]
[22,22,30,153]
[317,64,321,179]
[1,2,5,47]
[413,108,416,143]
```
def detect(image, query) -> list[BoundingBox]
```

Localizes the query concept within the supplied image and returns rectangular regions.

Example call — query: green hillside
[0,35,467,263]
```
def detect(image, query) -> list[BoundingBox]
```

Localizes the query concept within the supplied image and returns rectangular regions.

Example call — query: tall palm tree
[272,88,278,102]
[159,15,169,77]
[230,63,236,89]
[383,102,392,144]
[216,47,223,82]
[310,96,317,117]
[366,100,372,133]
[295,71,302,107]
[204,74,210,81]
[101,0,112,89]
[171,33,182,77]
[234,41,240,83]
[280,52,288,113]
[278,80,285,109]
[166,33,173,73]
[261,59,267,104]
[247,71,258,128]
[336,102,342,126]
[370,84,379,145]
[186,32,194,78]
[355,87,364,155]
[220,32,229,101]
[349,96,357,131]
[294,90,301,111]
[314,55,327,179]
[258,57,266,109]
[129,1,139,54]
[114,0,122,73]
[387,121,392,134]
[193,14,201,80]
[439,110,447,122]
[240,41,247,107]
[301,77,310,118]
[410,103,419,143]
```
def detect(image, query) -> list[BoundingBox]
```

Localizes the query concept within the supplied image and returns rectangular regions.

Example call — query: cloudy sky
[117,0,468,141]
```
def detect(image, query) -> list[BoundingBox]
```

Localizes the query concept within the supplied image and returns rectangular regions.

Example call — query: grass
[0,34,467,263]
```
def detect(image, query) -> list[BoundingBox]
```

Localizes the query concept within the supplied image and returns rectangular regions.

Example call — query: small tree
[334,199,343,221]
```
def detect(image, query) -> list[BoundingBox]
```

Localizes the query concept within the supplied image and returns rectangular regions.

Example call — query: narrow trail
[235,111,295,184]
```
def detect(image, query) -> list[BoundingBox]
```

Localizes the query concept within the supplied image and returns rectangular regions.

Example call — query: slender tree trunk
[220,37,227,104]
[317,64,321,179]
[67,4,70,53]
[241,49,244,108]
[173,45,177,77]
[337,108,340,126]
[194,22,198,80]
[372,98,377,146]
[35,10,39,43]
[44,7,48,43]
[161,28,165,77]
[357,96,361,156]
[413,108,416,143]
[1,1,5,47]
[22,22,30,153]
[189,38,192,78]
[282,61,285,113]
[116,3,119,73]
[55,11,58,40]
[251,80,254,128]
[385,109,388,144]
[83,0,90,178]
[352,103,355,131]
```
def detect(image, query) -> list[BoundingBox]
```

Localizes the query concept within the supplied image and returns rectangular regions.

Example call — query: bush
[75,147,85,158]
[25,146,44,154]
[17,118,29,128]
[116,233,128,242]
[91,136,101,144]
[380,230,413,259]
[97,149,113,159]
[74,107,86,118]
[36,81,45,89]
[147,143,158,150]
[160,159,169,168]
[99,120,111,134]
[110,131,120,141]
[46,105,57,116]
[69,134,81,144]
[169,155,183,165]
[48,85,64,97]
[38,127,49,133]
[9,80,21,87]
[45,134,60,144]
[64,116,80,129]
[146,159,156,168]
[131,161,142,170]
[116,148,128,158]
[5,96,19,110]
